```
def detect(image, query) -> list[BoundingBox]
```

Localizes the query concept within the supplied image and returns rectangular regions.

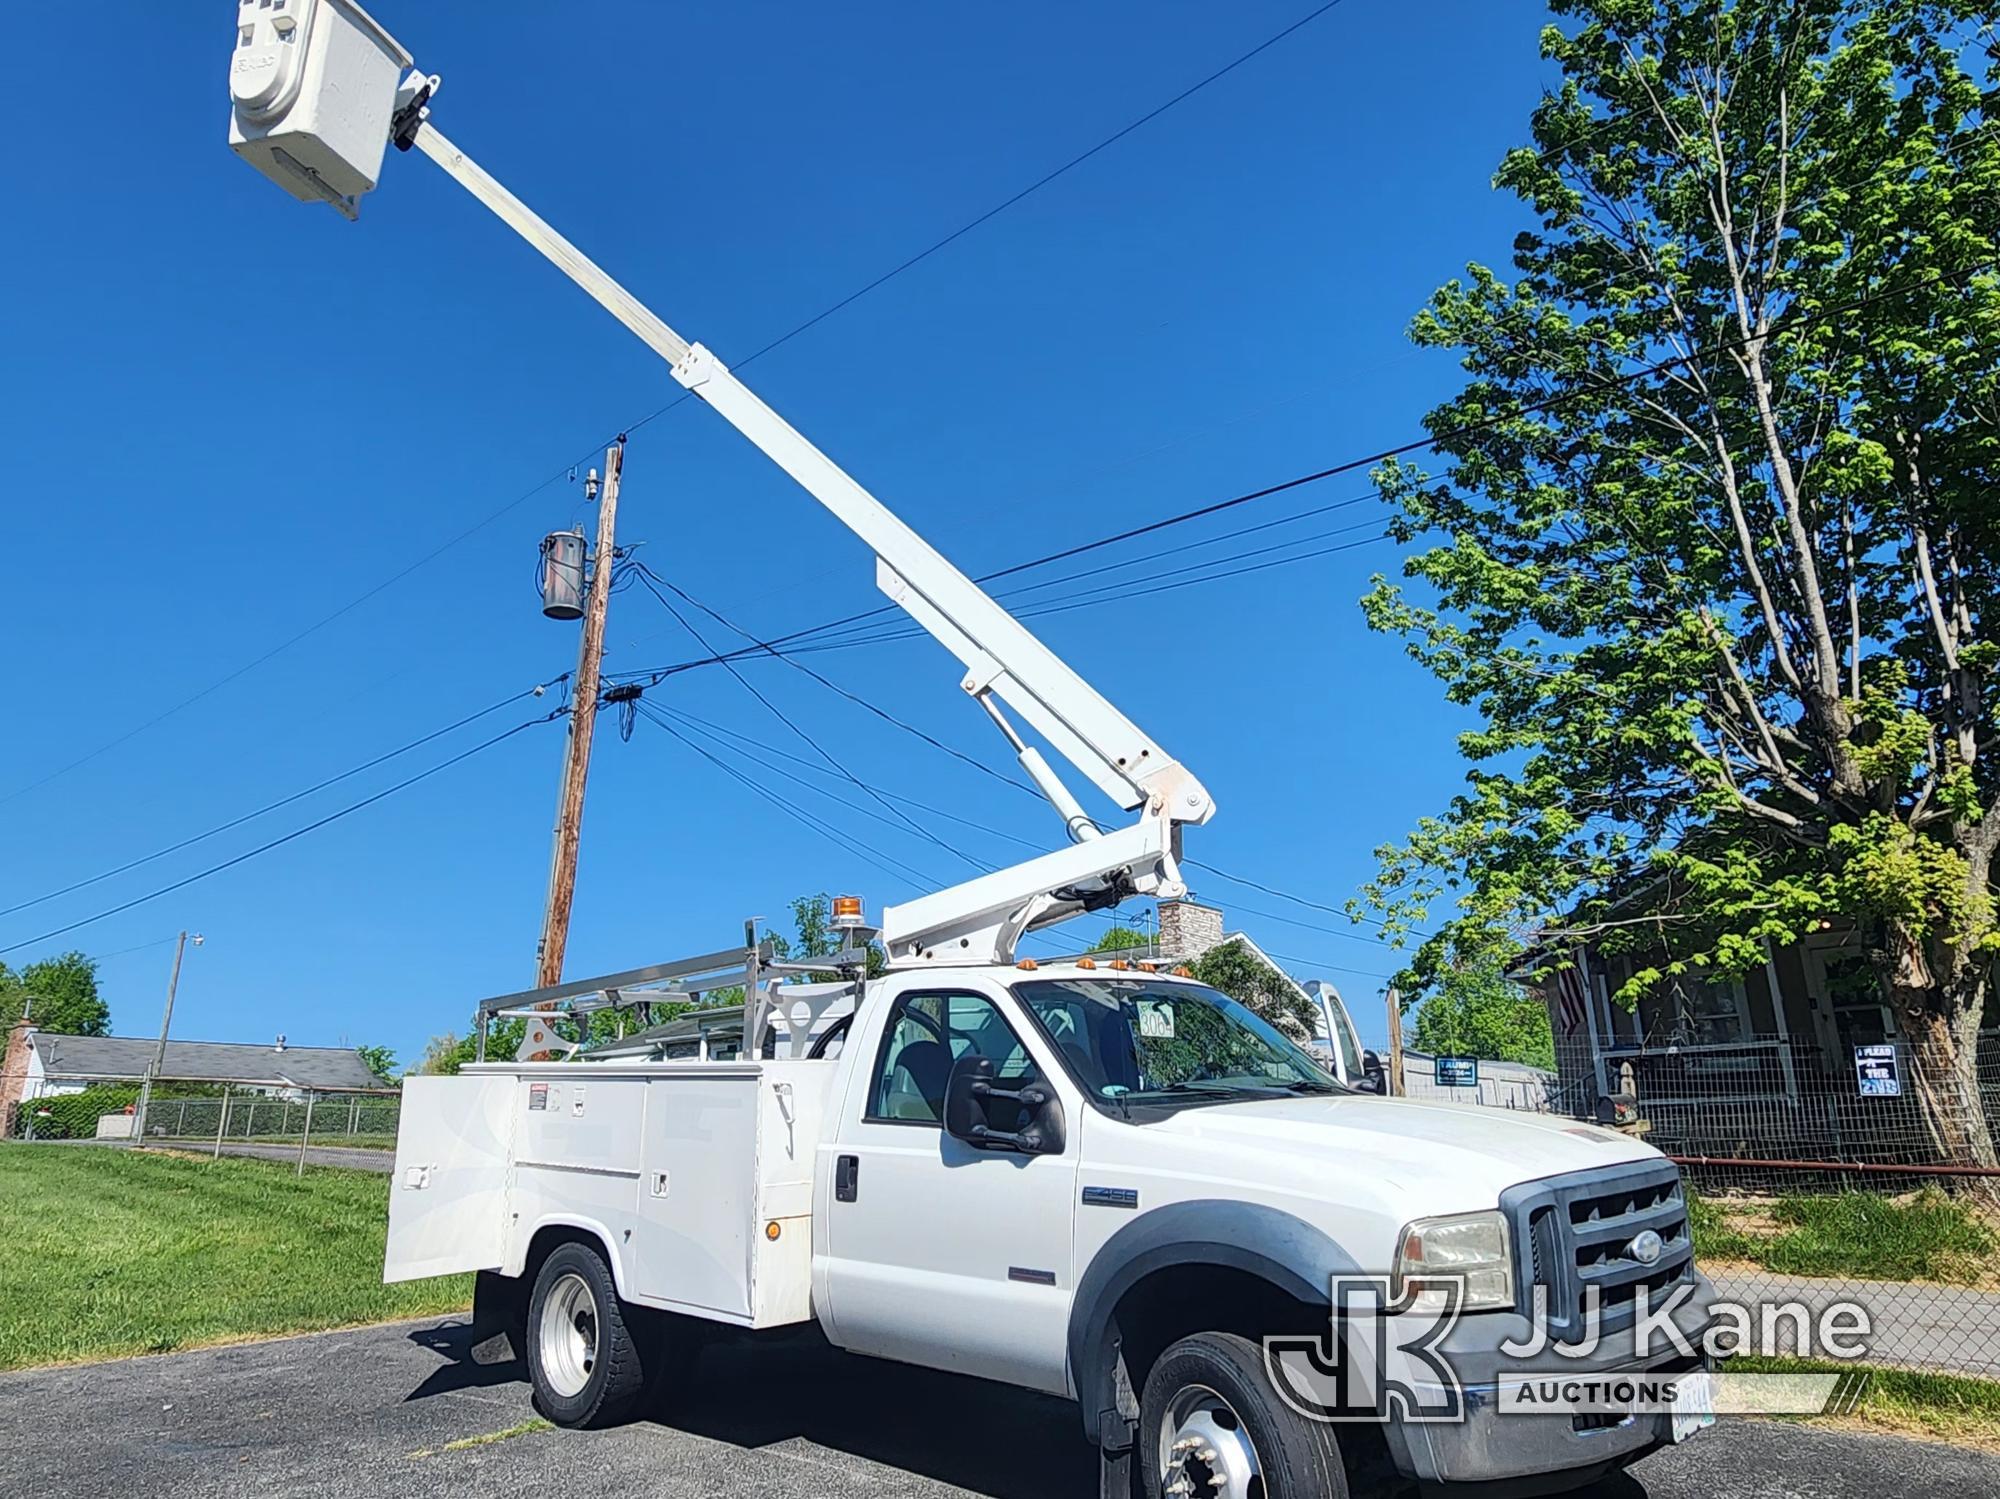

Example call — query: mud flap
[469,1268,527,1365]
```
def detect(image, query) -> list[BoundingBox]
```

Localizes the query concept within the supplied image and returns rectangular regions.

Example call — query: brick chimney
[1157,899,1224,963]
[1,1008,36,1140]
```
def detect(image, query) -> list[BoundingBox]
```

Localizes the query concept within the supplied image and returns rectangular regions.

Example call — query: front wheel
[1141,1332,1348,1499]
[525,1241,647,1428]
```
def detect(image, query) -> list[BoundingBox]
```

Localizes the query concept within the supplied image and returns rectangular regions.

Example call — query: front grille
[1503,1161,1696,1334]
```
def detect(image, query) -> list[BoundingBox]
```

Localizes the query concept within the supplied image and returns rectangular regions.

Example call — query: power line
[0,466,588,808]
[654,704,1044,852]
[627,593,1410,955]
[630,569,986,872]
[632,701,940,889]
[607,251,1997,688]
[0,676,568,922]
[1262,947,1399,985]
[1188,858,1418,938]
[79,939,183,963]
[625,563,1035,796]
[8,8,1352,811]
[620,0,1356,439]
[0,711,562,957]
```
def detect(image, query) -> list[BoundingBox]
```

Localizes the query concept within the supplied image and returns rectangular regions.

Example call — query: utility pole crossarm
[405,117,1213,833]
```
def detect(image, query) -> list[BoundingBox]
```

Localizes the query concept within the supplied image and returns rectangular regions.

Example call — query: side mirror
[945,1054,1066,1155]
[1355,1050,1388,1095]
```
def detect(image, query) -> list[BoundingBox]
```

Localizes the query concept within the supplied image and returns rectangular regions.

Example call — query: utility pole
[1384,986,1406,1098]
[535,440,623,990]
[133,931,200,1143]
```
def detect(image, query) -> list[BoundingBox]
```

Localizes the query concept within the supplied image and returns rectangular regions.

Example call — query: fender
[508,1213,632,1298]
[1066,1199,1360,1445]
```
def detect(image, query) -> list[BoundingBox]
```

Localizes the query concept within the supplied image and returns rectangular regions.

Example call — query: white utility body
[232,10,1716,1496]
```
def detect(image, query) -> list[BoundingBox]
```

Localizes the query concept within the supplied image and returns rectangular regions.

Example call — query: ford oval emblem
[1627,1229,1664,1265]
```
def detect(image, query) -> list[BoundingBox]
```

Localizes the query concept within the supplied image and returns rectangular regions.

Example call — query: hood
[1149,1093,1660,1210]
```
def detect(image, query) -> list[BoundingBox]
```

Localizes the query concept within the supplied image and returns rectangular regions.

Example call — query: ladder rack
[470,925,872,1061]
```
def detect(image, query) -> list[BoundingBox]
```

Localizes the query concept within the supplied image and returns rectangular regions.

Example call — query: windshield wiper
[1280,1078,1340,1094]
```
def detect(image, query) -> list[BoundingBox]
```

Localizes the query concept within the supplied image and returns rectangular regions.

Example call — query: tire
[1140,1331,1348,1499]
[525,1241,648,1428]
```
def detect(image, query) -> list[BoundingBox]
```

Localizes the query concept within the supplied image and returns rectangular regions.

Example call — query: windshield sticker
[1138,1001,1176,1039]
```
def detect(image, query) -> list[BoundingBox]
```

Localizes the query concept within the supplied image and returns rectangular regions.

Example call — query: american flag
[1555,964,1590,1036]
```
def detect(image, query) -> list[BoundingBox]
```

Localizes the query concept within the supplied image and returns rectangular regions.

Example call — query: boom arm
[404,100,1214,962]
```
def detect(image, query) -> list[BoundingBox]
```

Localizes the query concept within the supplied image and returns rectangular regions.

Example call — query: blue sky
[0,1,1559,1065]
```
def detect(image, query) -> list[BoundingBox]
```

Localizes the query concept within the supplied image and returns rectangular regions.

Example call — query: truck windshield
[1014,978,1345,1112]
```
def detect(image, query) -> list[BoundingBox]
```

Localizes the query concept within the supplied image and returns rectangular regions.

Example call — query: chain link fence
[1509,1031,2000,1382]
[11,1074,400,1171]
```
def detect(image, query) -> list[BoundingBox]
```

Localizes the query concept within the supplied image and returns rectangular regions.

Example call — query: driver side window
[866,991,1038,1125]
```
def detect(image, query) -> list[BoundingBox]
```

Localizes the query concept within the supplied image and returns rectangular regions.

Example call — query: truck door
[821,985,1078,1395]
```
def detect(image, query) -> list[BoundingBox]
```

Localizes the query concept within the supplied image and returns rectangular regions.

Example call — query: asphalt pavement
[4,1318,1997,1499]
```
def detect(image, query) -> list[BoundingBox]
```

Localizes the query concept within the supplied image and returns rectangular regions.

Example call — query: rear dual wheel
[526,1241,700,1428]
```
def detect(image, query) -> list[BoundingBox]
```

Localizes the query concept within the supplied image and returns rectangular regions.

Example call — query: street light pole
[133,932,200,1144]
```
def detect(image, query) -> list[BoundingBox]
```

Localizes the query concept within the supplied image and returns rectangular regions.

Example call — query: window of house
[867,991,1038,1125]
[1675,976,1752,1045]
[1813,949,1895,1050]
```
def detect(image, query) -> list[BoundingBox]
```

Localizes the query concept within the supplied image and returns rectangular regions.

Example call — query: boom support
[385,94,1215,963]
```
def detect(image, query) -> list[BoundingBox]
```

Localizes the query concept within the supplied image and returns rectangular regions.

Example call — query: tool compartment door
[385,1074,516,1282]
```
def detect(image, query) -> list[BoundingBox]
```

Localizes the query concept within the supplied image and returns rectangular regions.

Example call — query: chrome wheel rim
[537,1272,598,1398]
[1158,1383,1263,1499]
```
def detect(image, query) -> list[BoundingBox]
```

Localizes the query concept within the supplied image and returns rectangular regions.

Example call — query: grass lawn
[0,1145,469,1371]
[1733,1356,2000,1452]
[1689,1186,1998,1286]
[147,1133,399,1152]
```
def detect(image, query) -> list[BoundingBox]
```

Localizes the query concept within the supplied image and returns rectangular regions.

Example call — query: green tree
[780,893,887,981]
[1358,0,2000,1180]
[1187,939,1319,1042]
[0,953,109,1036]
[1089,926,1155,953]
[355,1044,399,1083]
[1409,960,1557,1070]
[417,1017,525,1077]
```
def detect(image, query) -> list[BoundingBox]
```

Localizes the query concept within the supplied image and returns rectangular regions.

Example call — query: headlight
[1394,1210,1514,1311]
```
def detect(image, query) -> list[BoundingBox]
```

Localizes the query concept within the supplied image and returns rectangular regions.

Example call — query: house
[0,1020,382,1135]
[1525,920,2000,1169]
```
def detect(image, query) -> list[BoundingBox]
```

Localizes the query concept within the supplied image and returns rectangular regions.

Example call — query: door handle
[835,1153,859,1202]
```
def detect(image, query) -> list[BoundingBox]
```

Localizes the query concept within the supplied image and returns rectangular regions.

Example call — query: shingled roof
[27,1033,382,1090]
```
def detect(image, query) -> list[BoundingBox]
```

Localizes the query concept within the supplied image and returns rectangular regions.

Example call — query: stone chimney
[1157,899,1224,963]
[1,1008,37,1140]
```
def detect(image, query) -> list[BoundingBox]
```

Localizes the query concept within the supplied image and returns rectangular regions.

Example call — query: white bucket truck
[226,8,1717,1494]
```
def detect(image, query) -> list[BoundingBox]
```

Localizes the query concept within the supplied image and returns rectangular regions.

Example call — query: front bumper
[1385,1272,1718,1486]
[1394,1375,1681,1487]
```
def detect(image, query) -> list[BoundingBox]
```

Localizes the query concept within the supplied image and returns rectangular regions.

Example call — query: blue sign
[1854,1045,1901,1098]
[1436,1055,1480,1089]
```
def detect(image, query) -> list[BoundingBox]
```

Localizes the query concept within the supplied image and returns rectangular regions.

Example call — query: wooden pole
[1385,987,1406,1098]
[132,931,189,1144]
[535,441,623,992]
[297,1092,316,1177]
